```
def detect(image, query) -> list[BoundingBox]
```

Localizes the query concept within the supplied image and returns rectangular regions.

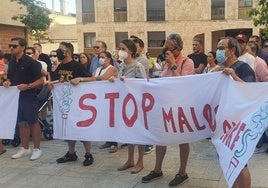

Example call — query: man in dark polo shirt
[3,37,44,160]
[51,42,94,167]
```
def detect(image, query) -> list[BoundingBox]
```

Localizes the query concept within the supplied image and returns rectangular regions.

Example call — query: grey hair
[167,33,183,50]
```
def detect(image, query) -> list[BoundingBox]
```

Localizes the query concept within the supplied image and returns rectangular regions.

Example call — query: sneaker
[144,145,155,155]
[142,171,163,183]
[11,147,31,159]
[30,148,42,160]
[56,152,78,163]
[83,153,94,166]
[169,173,189,187]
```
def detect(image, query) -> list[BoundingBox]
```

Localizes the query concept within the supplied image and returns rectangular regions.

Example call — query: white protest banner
[212,80,268,187]
[52,72,224,144]
[44,72,268,187]
[0,86,20,139]
[0,78,266,187]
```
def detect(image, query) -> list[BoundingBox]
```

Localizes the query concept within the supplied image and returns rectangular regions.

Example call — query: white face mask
[118,50,128,60]
[50,56,58,63]
[98,58,105,66]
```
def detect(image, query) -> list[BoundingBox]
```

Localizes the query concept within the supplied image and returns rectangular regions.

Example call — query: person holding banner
[51,42,94,167]
[3,37,44,160]
[216,37,255,188]
[142,33,195,186]
[71,51,119,153]
[109,39,147,174]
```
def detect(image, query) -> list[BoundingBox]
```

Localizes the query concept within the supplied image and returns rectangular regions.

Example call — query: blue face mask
[98,58,105,66]
[216,49,227,64]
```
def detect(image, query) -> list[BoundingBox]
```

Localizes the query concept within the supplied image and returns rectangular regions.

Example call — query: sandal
[131,166,144,174]
[99,143,111,149]
[0,149,6,155]
[109,145,118,153]
[117,163,134,171]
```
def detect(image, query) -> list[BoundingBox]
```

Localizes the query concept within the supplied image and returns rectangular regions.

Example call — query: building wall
[0,25,26,54]
[0,0,26,26]
[0,0,27,53]
[0,0,77,55]
[76,0,263,56]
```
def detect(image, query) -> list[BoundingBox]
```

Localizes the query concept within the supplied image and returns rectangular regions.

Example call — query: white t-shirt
[238,52,256,71]
[38,60,47,82]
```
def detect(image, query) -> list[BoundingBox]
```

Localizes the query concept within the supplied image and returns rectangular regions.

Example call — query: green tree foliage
[249,0,268,40]
[11,0,52,43]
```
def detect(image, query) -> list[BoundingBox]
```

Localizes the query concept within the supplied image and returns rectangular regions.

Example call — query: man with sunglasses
[142,33,195,187]
[89,40,107,74]
[3,37,44,160]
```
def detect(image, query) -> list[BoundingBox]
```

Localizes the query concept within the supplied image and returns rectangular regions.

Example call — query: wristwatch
[171,65,178,70]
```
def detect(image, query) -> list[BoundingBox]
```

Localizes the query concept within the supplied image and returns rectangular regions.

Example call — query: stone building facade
[76,0,263,56]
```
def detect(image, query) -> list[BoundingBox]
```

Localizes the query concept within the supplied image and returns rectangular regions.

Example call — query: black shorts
[17,93,39,124]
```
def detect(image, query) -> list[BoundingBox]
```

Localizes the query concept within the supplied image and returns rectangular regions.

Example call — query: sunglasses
[237,40,245,44]
[93,46,100,49]
[26,52,33,55]
[50,55,57,57]
[9,44,19,48]
[264,45,268,48]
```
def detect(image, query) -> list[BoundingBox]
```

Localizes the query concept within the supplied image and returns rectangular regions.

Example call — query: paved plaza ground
[0,138,268,188]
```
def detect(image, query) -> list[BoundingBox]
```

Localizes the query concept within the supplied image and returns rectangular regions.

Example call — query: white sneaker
[30,148,42,160]
[11,147,31,159]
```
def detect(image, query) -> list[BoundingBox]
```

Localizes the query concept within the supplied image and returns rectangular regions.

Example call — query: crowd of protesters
[1,33,268,188]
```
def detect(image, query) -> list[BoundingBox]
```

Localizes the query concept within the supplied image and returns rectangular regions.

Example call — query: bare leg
[67,140,76,154]
[232,167,251,188]
[82,141,91,153]
[118,144,134,170]
[178,143,190,175]
[131,145,144,173]
[30,122,42,149]
[154,145,167,172]
[19,122,30,149]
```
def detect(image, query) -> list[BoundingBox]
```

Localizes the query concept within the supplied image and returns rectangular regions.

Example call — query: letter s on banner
[76,94,97,127]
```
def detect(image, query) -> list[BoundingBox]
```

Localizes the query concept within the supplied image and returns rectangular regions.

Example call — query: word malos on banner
[74,91,237,135]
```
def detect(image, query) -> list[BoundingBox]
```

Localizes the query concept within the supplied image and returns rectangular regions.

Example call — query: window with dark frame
[238,0,252,19]
[82,0,95,23]
[211,0,225,20]
[239,0,252,7]
[114,0,127,22]
[115,32,128,48]
[147,31,165,57]
[146,0,165,21]
[84,32,96,48]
